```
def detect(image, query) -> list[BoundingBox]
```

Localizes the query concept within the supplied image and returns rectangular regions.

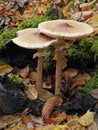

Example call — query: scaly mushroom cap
[12,28,57,49]
[38,19,93,40]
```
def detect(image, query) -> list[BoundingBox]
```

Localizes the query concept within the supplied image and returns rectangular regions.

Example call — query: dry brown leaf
[42,96,63,120]
[25,84,38,100]
[67,114,79,126]
[22,78,31,85]
[36,124,55,130]
[64,68,79,82]
[79,0,97,11]
[28,71,37,83]
[0,115,21,129]
[19,65,30,78]
[54,124,68,130]
[21,114,31,125]
[70,73,91,90]
[70,11,93,21]
[87,121,97,130]
[5,124,26,130]
[90,88,98,100]
[50,112,67,124]
[0,8,6,15]
[38,4,47,14]
[43,111,67,124]
[0,64,13,74]
[65,114,85,130]
[37,88,53,101]
[87,14,98,35]
[80,3,90,11]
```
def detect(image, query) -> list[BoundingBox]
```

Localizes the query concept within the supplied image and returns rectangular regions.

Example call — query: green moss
[66,36,98,69]
[0,28,18,49]
[91,36,98,61]
[0,73,5,78]
[67,37,93,60]
[18,16,50,29]
[8,74,23,84]
[0,74,26,89]
[0,58,7,66]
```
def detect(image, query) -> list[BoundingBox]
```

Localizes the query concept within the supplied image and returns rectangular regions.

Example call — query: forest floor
[0,0,98,130]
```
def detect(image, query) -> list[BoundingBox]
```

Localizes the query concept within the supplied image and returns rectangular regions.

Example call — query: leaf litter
[0,0,98,129]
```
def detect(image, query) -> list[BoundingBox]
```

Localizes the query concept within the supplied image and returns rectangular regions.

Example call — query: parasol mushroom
[12,28,57,90]
[38,19,93,95]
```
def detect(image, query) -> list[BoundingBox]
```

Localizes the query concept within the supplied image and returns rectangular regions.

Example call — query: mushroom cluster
[12,19,93,95]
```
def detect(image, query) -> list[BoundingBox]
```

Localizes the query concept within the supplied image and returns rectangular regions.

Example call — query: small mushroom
[12,28,57,90]
[38,19,93,95]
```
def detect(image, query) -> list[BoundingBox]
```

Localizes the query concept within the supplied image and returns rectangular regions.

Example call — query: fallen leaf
[42,96,63,120]
[70,73,91,90]
[78,110,95,126]
[87,121,97,130]
[38,4,47,14]
[67,114,85,130]
[37,88,53,101]
[21,114,31,125]
[5,124,26,130]
[70,11,93,21]
[25,84,38,100]
[64,68,79,82]
[80,3,90,11]
[36,124,55,130]
[28,71,37,83]
[54,124,68,130]
[50,112,67,124]
[0,115,21,129]
[87,14,98,35]
[67,114,79,126]
[19,65,30,78]
[0,64,13,74]
[90,89,98,100]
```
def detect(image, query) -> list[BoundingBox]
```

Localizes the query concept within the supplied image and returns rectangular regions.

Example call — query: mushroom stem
[55,46,63,95]
[55,40,65,95]
[36,49,43,89]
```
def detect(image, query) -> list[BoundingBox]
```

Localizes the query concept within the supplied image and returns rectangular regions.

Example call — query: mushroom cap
[12,28,57,49]
[38,19,93,40]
